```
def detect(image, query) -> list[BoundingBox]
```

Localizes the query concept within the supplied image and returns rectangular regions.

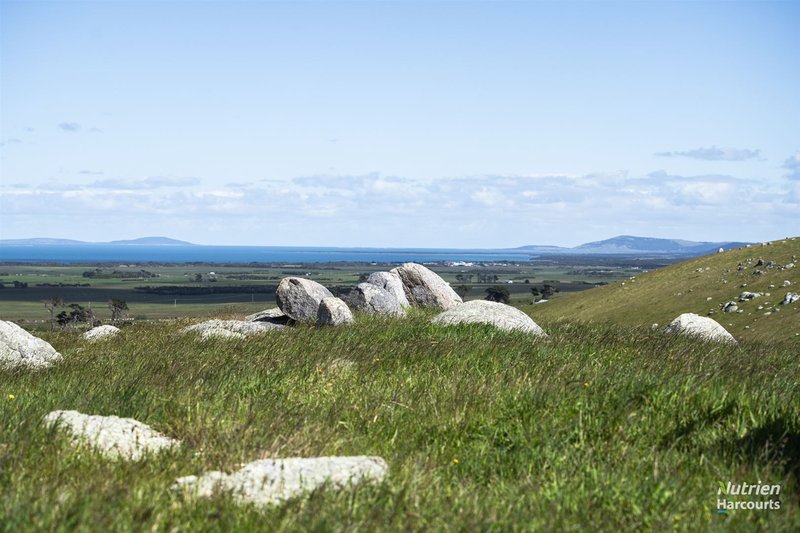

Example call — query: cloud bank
[656,146,761,161]
[1,170,795,246]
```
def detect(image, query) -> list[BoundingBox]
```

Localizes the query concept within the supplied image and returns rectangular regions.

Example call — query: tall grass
[2,311,799,530]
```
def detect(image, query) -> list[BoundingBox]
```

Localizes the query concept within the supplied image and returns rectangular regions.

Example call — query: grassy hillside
[2,313,800,530]
[528,237,800,343]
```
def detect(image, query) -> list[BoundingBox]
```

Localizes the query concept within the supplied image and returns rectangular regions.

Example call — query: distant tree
[524,279,530,284]
[454,285,472,298]
[108,299,129,325]
[193,273,203,282]
[541,284,559,299]
[42,296,65,331]
[358,273,370,282]
[56,303,90,331]
[485,286,510,304]
[530,287,541,303]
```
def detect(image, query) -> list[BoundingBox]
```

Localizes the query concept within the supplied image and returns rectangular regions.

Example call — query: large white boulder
[174,456,388,507]
[366,271,410,308]
[181,319,284,340]
[316,297,354,326]
[390,263,462,310]
[0,320,62,370]
[44,410,180,460]
[276,278,334,322]
[663,313,737,344]
[432,300,547,335]
[348,283,406,317]
[83,325,121,342]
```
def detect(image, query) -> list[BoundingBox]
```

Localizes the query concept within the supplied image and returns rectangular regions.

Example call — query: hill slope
[528,237,799,343]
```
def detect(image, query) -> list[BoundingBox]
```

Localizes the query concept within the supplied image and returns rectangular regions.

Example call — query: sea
[0,245,535,264]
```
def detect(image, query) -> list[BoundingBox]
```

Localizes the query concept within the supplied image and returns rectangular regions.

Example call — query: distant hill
[0,238,86,245]
[108,237,194,246]
[0,236,194,246]
[528,237,799,342]
[571,235,749,255]
[513,235,750,256]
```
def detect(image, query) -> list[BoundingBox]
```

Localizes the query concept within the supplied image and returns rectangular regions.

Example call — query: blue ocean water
[0,244,534,264]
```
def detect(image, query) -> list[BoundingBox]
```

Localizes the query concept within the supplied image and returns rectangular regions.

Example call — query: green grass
[2,312,799,530]
[529,238,800,343]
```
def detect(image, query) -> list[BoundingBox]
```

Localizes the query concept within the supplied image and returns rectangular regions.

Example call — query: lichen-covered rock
[0,320,62,370]
[348,283,406,317]
[276,278,334,321]
[181,320,284,340]
[432,300,546,335]
[366,271,410,308]
[663,313,737,344]
[83,325,121,342]
[390,263,462,310]
[316,297,354,326]
[174,456,388,507]
[44,410,180,460]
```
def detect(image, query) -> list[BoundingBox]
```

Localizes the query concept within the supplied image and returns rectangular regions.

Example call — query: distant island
[515,235,749,256]
[0,236,195,246]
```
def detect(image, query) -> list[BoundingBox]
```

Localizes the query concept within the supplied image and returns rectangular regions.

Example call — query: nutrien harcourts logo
[716,481,781,514]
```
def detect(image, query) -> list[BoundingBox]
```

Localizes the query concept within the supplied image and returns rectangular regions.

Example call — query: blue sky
[1,0,798,247]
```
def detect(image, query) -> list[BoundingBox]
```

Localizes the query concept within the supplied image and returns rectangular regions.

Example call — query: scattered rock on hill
[390,263,462,310]
[348,283,406,317]
[432,300,547,335]
[316,297,354,326]
[174,456,388,507]
[722,302,738,313]
[182,319,284,340]
[276,278,334,321]
[739,291,762,301]
[44,410,180,460]
[0,320,62,370]
[83,325,121,342]
[663,313,737,344]
[245,308,291,325]
[782,292,799,305]
[366,271,410,308]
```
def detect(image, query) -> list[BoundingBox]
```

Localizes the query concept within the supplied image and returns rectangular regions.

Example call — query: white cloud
[782,151,800,180]
[656,146,761,161]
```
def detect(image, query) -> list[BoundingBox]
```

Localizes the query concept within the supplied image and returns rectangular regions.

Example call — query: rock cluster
[782,292,799,305]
